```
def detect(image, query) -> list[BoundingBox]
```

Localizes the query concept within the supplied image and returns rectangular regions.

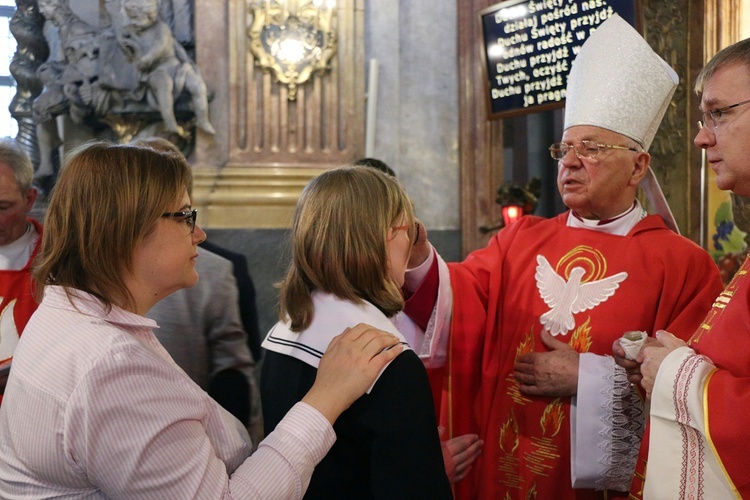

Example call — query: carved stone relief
[11,0,214,191]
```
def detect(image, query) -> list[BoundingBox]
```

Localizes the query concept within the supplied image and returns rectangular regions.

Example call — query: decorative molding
[704,0,740,59]
[246,0,337,101]
[192,165,326,228]
[192,0,364,229]
[642,0,694,238]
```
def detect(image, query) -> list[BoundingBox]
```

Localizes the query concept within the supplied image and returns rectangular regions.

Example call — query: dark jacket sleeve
[209,369,250,426]
[358,350,453,499]
[260,350,316,436]
[199,240,263,361]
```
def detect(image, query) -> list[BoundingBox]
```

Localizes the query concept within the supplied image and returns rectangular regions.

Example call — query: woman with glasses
[261,166,453,498]
[0,142,403,499]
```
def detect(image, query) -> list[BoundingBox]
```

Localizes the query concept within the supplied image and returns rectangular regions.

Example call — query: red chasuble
[437,213,722,500]
[0,219,42,404]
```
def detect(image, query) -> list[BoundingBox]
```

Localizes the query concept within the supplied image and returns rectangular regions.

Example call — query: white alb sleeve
[571,353,645,491]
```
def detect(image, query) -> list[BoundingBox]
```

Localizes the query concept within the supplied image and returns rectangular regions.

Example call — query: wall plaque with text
[480,0,640,119]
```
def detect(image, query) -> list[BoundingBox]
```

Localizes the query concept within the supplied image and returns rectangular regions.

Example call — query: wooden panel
[457,0,505,257]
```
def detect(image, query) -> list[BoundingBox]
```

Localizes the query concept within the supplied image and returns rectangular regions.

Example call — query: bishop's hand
[514,330,579,398]
[408,219,431,269]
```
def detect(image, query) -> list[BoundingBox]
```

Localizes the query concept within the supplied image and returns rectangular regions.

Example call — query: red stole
[691,255,750,495]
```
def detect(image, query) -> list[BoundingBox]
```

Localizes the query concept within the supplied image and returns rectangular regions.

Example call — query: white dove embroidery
[535,255,628,336]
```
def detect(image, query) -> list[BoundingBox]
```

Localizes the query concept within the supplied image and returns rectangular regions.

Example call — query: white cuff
[404,244,435,292]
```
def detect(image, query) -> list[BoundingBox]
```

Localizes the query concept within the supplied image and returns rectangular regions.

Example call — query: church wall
[203,0,462,336]
[28,0,709,335]
[15,0,462,341]
[364,0,460,230]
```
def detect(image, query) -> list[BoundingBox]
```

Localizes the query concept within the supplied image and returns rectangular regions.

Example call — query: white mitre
[564,14,678,149]
[564,14,681,232]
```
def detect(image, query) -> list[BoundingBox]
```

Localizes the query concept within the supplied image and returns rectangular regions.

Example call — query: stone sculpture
[115,0,214,137]
[30,0,213,179]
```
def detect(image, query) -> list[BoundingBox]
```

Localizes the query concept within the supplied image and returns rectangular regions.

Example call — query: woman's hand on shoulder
[302,324,403,424]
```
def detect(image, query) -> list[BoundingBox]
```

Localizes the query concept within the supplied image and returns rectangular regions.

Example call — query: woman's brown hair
[33,141,192,311]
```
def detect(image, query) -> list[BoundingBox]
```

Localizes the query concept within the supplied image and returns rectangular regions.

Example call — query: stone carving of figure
[33,0,111,181]
[157,0,194,47]
[115,0,215,138]
[30,0,214,182]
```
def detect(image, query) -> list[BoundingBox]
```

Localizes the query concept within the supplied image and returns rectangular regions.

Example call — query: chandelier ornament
[248,0,337,100]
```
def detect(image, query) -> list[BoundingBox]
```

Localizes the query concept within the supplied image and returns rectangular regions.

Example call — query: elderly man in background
[401,15,723,499]
[0,139,40,401]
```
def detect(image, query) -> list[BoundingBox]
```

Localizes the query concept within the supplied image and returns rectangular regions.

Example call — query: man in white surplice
[0,139,40,399]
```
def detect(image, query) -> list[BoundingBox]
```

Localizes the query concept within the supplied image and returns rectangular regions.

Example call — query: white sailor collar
[263,290,410,371]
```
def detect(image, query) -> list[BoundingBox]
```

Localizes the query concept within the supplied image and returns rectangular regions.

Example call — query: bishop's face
[556,125,644,221]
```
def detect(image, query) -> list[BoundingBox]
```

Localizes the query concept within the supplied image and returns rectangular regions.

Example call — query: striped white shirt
[0,286,335,499]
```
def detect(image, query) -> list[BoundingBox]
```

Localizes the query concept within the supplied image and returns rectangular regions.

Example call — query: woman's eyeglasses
[162,209,197,234]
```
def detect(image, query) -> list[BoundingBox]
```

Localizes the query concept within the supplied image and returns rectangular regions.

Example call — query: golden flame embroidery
[540,399,564,437]
[508,329,536,405]
[499,412,520,453]
[515,329,535,363]
[567,316,593,353]
[526,483,538,499]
